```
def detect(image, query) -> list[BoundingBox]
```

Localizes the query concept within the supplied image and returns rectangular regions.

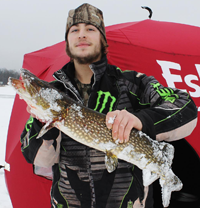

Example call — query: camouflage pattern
[65,3,106,42]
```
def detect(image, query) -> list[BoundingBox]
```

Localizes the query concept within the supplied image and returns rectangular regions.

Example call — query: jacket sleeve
[132,73,198,141]
[20,116,61,167]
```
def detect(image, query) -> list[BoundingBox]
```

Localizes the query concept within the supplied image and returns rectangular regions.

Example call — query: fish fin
[143,169,159,186]
[105,150,118,173]
[159,169,183,207]
[37,122,54,139]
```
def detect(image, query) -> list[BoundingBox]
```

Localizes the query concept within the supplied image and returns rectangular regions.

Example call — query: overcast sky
[1,0,200,70]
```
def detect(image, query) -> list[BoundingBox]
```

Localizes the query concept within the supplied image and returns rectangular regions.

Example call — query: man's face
[67,23,102,64]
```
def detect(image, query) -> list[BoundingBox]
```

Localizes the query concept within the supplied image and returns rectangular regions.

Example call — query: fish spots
[114,145,124,154]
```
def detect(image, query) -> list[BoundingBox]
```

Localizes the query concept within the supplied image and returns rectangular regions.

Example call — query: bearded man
[21,3,197,208]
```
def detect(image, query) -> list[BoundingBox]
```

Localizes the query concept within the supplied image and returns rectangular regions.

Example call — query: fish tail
[159,169,183,207]
[143,169,159,186]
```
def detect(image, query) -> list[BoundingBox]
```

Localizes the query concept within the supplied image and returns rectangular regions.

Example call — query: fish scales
[9,68,183,207]
[62,104,156,165]
[65,104,162,168]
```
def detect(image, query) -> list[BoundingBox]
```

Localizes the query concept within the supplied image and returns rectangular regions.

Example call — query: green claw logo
[25,116,34,132]
[94,91,116,113]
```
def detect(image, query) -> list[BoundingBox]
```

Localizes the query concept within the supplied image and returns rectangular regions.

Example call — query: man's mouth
[76,42,90,47]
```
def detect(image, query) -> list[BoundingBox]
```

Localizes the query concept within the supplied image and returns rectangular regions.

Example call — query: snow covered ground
[0,85,15,208]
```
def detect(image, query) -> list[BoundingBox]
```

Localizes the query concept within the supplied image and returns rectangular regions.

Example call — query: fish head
[8,68,68,123]
[9,69,47,100]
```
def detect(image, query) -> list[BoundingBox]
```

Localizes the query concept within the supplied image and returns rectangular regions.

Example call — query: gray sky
[1,0,200,70]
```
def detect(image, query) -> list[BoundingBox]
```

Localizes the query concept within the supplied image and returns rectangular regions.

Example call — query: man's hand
[106,110,142,143]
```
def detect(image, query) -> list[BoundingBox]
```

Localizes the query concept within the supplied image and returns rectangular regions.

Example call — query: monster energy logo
[94,91,116,113]
[25,116,34,132]
[151,83,179,103]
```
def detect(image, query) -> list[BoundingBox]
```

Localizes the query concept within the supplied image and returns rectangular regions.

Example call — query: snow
[71,104,84,118]
[0,85,16,208]
[108,115,116,124]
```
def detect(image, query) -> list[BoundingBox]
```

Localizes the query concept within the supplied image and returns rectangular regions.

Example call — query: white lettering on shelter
[156,60,200,111]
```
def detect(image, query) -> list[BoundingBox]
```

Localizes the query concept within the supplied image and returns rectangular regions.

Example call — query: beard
[66,44,102,64]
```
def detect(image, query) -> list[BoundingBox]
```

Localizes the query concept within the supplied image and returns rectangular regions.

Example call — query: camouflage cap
[65,3,107,43]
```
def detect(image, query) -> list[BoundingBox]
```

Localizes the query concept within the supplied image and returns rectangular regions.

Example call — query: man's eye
[71,29,78,33]
[88,28,95,31]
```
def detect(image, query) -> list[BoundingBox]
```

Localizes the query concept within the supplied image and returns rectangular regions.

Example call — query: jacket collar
[89,55,107,83]
[52,55,108,102]
[53,55,108,85]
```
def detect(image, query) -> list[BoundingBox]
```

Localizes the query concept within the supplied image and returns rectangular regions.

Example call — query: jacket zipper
[53,75,83,105]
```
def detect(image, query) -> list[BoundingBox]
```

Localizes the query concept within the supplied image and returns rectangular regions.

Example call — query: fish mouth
[8,77,26,92]
[8,68,38,99]
[8,68,32,90]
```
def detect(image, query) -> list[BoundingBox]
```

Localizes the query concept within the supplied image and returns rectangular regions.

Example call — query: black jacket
[21,56,197,208]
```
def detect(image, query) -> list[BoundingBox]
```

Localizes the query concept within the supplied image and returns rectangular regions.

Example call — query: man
[21,3,197,208]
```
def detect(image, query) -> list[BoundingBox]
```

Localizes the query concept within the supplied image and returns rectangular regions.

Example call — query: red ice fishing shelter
[5,19,200,207]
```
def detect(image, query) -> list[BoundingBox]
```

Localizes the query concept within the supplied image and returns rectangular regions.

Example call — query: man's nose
[78,29,86,39]
[79,35,86,39]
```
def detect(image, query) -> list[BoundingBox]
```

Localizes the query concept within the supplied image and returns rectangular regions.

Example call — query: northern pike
[9,69,183,207]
